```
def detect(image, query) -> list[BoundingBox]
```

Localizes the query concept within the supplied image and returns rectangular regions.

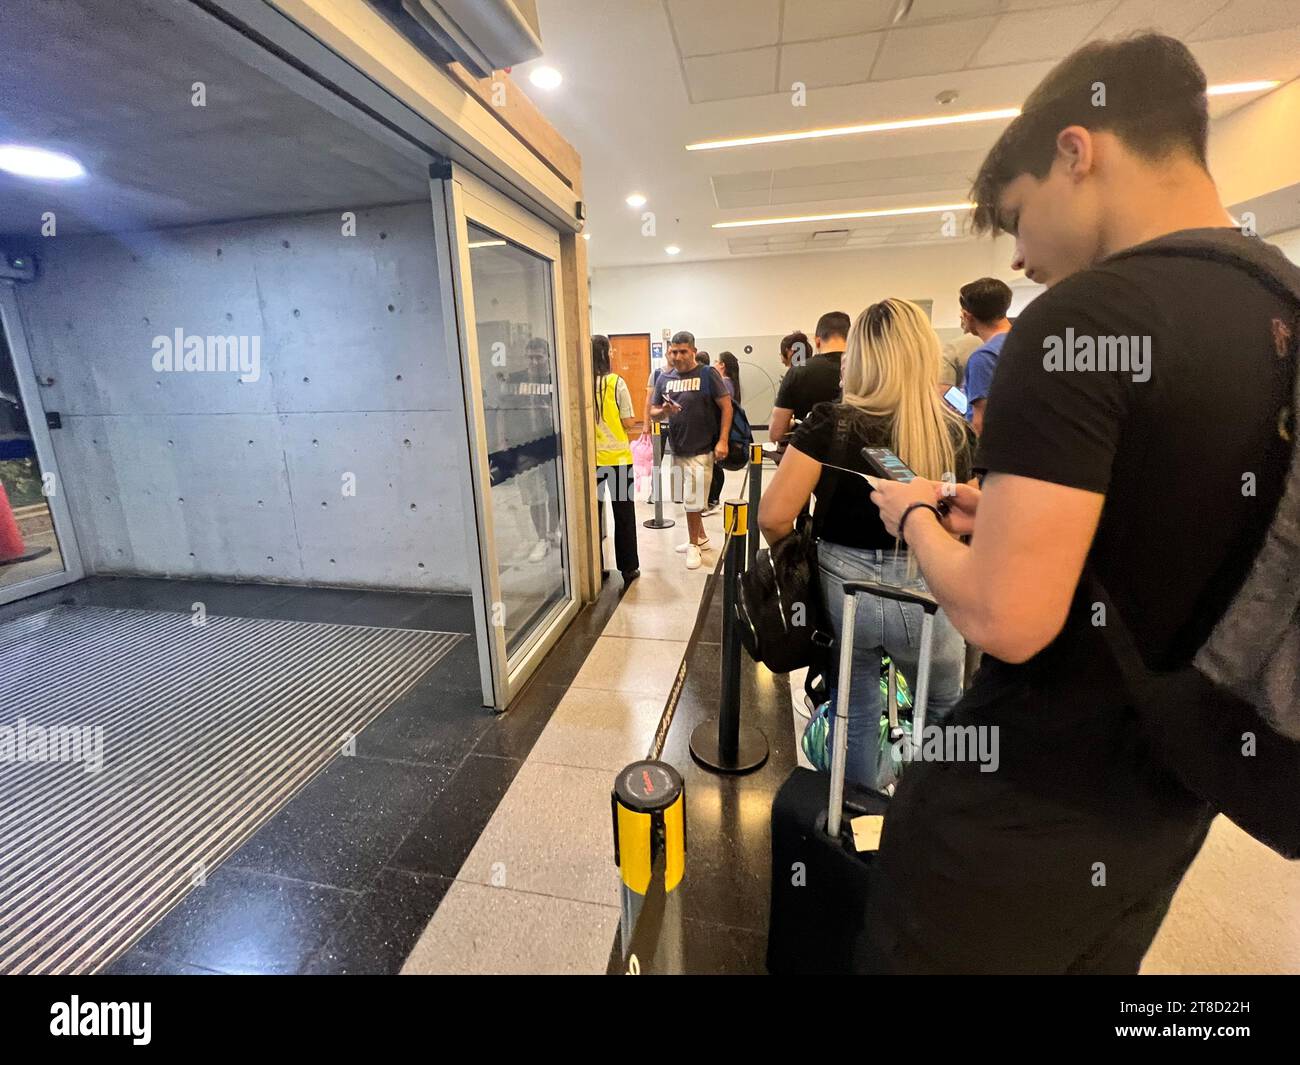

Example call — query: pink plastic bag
[632,434,654,496]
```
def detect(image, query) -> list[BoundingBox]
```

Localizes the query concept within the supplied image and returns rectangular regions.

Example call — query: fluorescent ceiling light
[468,239,506,249]
[713,203,972,229]
[665,245,681,255]
[687,109,1019,151]
[529,65,562,90]
[0,144,85,180]
[1206,80,1279,96]
[625,193,647,208]
[687,82,1279,152]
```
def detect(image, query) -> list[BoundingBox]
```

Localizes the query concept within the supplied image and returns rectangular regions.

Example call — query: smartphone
[861,446,919,483]
[943,385,969,416]
[861,446,952,517]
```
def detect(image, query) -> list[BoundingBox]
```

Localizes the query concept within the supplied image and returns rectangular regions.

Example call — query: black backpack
[1091,229,1300,858]
[736,467,842,674]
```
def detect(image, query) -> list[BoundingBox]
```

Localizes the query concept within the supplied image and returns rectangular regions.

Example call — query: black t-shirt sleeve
[975,270,1158,494]
[787,400,836,463]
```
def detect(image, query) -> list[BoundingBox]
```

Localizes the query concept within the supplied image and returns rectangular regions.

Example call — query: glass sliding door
[467,221,568,656]
[433,167,578,708]
[0,284,82,605]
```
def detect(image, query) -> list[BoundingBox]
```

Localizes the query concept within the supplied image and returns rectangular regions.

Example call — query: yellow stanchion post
[611,760,685,972]
[746,442,764,571]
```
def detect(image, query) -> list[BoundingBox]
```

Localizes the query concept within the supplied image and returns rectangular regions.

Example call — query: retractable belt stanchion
[746,442,763,571]
[642,419,675,530]
[689,500,769,773]
[611,760,685,972]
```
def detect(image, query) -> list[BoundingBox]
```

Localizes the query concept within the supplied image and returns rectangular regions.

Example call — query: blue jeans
[818,541,966,789]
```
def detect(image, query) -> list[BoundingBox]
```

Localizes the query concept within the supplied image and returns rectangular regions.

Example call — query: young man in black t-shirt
[866,34,1294,972]
[767,311,849,448]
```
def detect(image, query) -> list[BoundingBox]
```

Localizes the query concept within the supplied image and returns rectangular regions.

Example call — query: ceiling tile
[1091,0,1232,40]
[972,1,1118,67]
[781,0,897,42]
[668,0,782,57]
[779,32,884,89]
[870,17,999,80]
[1189,0,1300,41]
[683,47,780,103]
[910,0,1005,19]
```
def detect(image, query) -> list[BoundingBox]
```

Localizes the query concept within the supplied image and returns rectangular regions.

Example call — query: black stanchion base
[643,518,676,529]
[689,721,769,774]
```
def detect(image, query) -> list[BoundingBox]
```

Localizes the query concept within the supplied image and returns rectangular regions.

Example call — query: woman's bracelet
[898,502,943,544]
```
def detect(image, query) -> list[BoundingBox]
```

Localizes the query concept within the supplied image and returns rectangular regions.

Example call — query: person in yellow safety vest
[593,335,640,583]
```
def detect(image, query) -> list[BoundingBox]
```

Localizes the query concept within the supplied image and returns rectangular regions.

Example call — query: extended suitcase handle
[840,579,939,614]
[826,582,940,839]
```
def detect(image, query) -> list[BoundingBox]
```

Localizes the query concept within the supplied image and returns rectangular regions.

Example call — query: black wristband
[898,502,942,544]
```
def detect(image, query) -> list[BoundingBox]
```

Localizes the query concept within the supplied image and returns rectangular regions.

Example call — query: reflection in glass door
[467,222,567,656]
[0,286,81,604]
[434,167,580,709]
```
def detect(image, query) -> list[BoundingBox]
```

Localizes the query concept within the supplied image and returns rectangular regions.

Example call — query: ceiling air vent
[370,1,543,77]
[811,229,850,245]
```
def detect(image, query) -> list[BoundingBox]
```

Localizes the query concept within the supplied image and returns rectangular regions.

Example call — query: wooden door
[607,333,652,433]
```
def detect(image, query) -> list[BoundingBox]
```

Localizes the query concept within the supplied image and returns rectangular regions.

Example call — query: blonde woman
[758,299,975,787]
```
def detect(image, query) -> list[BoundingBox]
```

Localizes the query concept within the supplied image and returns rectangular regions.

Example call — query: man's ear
[1055,125,1094,180]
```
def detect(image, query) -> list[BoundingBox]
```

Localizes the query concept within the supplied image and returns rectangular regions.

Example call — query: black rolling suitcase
[766,580,941,974]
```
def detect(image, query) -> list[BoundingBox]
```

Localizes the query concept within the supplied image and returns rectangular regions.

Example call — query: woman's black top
[788,401,976,550]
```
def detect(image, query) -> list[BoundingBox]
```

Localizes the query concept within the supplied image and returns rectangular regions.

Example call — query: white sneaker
[528,540,549,563]
[685,544,702,570]
[674,538,710,553]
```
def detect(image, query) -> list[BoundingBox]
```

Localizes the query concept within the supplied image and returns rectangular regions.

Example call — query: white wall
[591,236,1021,344]
[18,203,475,592]
[591,236,1027,421]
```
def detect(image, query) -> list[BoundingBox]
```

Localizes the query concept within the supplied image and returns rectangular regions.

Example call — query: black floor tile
[386,754,521,878]
[680,918,768,975]
[424,635,486,693]
[356,679,493,766]
[226,757,453,892]
[471,679,565,761]
[133,866,357,975]
[99,948,222,976]
[302,869,453,974]
[397,595,475,633]
[659,643,799,794]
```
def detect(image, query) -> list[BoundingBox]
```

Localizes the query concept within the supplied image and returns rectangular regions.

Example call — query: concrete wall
[17,202,474,592]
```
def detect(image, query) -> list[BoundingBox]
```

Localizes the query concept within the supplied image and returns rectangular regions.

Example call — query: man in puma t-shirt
[865,34,1294,973]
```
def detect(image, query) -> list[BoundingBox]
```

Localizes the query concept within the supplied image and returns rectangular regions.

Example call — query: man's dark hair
[959,278,1013,324]
[695,351,710,366]
[971,33,1209,234]
[670,330,696,348]
[815,311,851,342]
[780,330,811,363]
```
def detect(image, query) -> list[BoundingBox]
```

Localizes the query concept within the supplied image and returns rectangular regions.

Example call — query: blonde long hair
[841,298,966,482]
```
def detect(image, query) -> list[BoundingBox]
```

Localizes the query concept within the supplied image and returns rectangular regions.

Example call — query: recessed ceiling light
[0,144,85,180]
[665,245,681,255]
[529,65,562,90]
[626,193,647,208]
[713,203,973,229]
[687,81,1279,152]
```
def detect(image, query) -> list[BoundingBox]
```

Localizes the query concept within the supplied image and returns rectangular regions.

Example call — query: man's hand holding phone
[935,481,980,536]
